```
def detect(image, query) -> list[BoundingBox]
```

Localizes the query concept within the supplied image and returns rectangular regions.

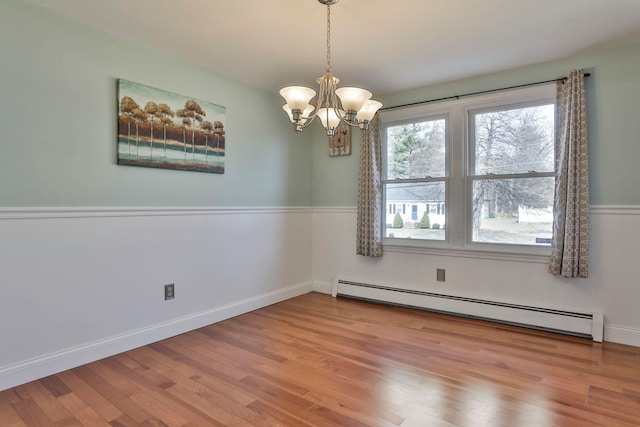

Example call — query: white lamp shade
[316,107,343,130]
[356,99,383,122]
[279,86,317,111]
[282,104,315,123]
[335,87,372,112]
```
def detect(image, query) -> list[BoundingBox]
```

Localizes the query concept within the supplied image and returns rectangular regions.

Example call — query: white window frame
[380,84,556,260]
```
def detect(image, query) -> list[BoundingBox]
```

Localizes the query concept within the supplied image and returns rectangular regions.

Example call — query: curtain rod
[380,72,591,111]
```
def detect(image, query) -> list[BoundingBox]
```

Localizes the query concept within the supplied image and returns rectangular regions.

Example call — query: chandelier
[279,0,382,136]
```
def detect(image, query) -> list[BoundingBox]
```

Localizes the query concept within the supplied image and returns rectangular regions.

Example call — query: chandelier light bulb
[279,86,317,112]
[335,87,371,113]
[316,108,343,136]
[357,100,383,130]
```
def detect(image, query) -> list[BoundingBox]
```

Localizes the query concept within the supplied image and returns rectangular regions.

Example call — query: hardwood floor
[2,292,640,426]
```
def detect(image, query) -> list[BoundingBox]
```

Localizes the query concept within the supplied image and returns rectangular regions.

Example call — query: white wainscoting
[0,207,313,391]
[311,205,640,348]
[3,204,638,391]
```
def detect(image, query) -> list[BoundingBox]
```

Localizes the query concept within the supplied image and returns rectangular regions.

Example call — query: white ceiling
[20,0,640,96]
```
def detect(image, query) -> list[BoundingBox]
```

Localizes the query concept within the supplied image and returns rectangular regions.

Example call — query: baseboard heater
[332,278,604,342]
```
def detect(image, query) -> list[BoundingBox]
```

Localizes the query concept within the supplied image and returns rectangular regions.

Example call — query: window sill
[383,243,550,264]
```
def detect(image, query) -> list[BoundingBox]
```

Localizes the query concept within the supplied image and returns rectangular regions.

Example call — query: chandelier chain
[326,2,331,73]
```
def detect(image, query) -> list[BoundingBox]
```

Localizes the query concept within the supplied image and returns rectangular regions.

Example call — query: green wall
[0,0,313,207]
[4,0,640,208]
[312,41,640,206]
[311,125,362,206]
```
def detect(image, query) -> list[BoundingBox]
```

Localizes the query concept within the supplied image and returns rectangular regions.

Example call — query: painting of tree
[119,96,139,155]
[143,101,158,159]
[117,79,226,174]
[200,120,213,163]
[157,103,175,157]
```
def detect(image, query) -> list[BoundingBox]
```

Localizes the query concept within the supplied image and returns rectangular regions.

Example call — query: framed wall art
[117,79,226,173]
[328,122,351,157]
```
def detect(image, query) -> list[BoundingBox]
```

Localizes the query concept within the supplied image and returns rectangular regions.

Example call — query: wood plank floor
[2,292,640,426]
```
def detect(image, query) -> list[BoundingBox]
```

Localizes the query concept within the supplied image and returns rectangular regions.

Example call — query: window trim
[380,84,556,257]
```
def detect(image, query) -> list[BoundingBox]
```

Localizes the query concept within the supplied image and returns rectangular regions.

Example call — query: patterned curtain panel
[549,70,590,278]
[356,113,383,257]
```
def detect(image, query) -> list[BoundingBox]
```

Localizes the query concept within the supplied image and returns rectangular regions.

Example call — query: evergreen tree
[393,212,404,229]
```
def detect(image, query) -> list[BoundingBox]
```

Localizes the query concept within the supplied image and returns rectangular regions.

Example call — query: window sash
[382,113,450,244]
[468,101,555,177]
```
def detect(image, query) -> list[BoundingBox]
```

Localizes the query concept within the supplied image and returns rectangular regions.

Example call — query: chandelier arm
[298,115,317,131]
[329,92,350,124]
[291,76,328,131]
[300,106,319,124]
[339,115,362,128]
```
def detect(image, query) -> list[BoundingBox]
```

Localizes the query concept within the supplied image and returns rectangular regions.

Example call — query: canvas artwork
[117,79,226,173]
[328,122,351,156]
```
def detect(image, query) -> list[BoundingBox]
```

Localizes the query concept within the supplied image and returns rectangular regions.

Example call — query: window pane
[385,182,446,240]
[471,178,554,245]
[386,119,446,179]
[473,104,554,175]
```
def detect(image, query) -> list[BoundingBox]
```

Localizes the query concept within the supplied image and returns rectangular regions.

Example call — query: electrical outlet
[164,283,175,300]
[436,269,445,282]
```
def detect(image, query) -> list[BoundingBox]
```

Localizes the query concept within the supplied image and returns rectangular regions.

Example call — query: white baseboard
[325,277,640,348]
[604,324,640,347]
[0,281,313,392]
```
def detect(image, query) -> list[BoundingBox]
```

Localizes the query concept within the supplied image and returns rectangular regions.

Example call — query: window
[383,116,447,240]
[381,84,555,255]
[470,104,555,245]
